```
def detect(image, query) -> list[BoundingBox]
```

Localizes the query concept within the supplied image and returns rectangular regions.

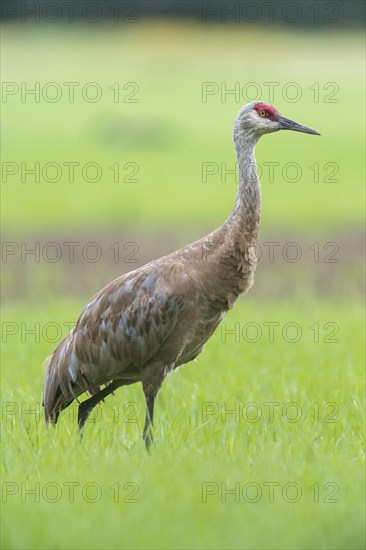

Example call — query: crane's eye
[259,110,268,117]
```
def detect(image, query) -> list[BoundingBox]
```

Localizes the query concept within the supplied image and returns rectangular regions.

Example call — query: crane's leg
[141,369,166,450]
[78,381,122,429]
[142,393,156,451]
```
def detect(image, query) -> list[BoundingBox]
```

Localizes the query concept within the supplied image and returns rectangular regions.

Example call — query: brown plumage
[43,102,320,448]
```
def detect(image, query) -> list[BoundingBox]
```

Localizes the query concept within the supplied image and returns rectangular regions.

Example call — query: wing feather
[43,265,186,421]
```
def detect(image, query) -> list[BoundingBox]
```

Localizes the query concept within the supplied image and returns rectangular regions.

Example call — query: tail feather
[42,331,86,423]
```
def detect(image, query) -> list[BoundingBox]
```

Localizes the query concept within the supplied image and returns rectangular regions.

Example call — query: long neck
[193,130,262,307]
[223,131,262,252]
[180,127,262,305]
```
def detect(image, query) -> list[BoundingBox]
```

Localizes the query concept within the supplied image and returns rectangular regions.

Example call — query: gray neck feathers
[224,124,262,249]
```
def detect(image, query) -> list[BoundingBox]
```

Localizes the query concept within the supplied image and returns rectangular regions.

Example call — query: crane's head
[235,102,320,139]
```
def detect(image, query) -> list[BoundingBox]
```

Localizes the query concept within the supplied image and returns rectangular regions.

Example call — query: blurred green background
[2,22,365,233]
[1,2,365,549]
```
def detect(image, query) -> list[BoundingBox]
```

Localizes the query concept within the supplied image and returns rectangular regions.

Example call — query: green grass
[1,298,364,549]
[1,24,365,234]
[1,21,365,550]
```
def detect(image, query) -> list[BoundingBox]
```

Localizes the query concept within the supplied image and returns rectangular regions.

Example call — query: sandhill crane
[43,102,320,448]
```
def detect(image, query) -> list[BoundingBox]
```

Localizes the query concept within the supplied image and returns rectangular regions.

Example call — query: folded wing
[43,265,186,422]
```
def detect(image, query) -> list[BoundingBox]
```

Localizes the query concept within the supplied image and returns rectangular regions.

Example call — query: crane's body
[43,102,320,447]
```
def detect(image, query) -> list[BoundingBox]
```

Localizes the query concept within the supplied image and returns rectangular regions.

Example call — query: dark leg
[141,369,166,451]
[142,394,156,451]
[78,381,122,429]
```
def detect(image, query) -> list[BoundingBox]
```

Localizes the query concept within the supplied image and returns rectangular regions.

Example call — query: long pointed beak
[277,114,321,135]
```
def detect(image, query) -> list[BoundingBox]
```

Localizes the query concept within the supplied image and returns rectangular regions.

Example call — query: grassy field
[1,24,365,233]
[1,21,365,550]
[1,299,364,549]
